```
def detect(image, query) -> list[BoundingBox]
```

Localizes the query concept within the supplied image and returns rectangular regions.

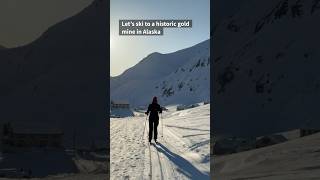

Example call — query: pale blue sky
[110,0,210,76]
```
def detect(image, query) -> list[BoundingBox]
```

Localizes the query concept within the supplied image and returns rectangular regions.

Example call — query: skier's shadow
[155,143,209,179]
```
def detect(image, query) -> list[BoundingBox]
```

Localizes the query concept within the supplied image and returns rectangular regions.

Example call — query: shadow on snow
[165,125,209,132]
[154,143,209,180]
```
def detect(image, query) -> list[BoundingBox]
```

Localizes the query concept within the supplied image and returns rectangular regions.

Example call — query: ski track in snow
[111,104,210,180]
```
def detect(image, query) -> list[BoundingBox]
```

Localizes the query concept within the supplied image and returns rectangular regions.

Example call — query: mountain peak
[111,40,210,107]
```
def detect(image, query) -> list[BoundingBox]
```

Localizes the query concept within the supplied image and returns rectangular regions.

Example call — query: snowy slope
[111,40,210,107]
[0,150,78,177]
[0,45,6,50]
[110,108,134,118]
[214,132,320,180]
[110,104,210,179]
[214,0,320,137]
[0,174,107,180]
[0,0,108,148]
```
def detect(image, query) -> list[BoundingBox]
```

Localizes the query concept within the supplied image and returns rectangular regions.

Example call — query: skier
[145,96,162,143]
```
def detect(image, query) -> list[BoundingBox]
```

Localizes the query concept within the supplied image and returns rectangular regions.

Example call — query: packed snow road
[111,104,210,180]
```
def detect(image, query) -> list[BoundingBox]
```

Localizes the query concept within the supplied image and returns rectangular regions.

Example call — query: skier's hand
[145,112,148,115]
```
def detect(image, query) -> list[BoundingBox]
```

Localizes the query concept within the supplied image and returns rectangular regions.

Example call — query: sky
[110,0,210,76]
[0,0,93,48]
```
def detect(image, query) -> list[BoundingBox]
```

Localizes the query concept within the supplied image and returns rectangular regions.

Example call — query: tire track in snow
[162,126,209,174]
[147,116,163,180]
[153,143,164,180]
[142,118,153,180]
[160,120,180,180]
[155,142,179,180]
[146,120,169,180]
[148,143,152,179]
[155,120,180,180]
[111,117,146,180]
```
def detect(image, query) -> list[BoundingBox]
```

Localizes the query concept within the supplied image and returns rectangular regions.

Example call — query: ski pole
[161,113,164,138]
[141,115,148,141]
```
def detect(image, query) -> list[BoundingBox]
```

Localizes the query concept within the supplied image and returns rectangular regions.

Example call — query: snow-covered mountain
[214,0,320,137]
[0,0,108,148]
[111,40,210,107]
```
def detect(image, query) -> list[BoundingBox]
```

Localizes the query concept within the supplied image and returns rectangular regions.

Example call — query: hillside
[111,40,210,107]
[0,0,108,148]
[214,0,320,137]
[214,132,320,179]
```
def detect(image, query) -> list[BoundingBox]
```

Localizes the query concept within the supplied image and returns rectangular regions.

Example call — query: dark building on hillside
[111,100,130,109]
[255,134,287,148]
[110,100,134,118]
[2,122,63,150]
[214,137,256,155]
[300,129,320,137]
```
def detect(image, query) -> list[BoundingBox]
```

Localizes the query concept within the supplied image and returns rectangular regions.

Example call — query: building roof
[9,122,63,135]
[111,100,130,105]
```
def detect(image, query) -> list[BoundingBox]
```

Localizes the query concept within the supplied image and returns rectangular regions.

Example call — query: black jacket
[146,103,162,119]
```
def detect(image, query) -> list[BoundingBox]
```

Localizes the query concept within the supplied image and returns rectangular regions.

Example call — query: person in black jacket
[145,96,162,143]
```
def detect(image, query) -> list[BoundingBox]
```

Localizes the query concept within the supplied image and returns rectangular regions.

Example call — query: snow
[0,0,108,148]
[214,132,320,180]
[0,150,78,177]
[110,108,134,118]
[0,148,107,179]
[0,174,107,180]
[110,22,210,180]
[213,0,320,137]
[212,0,320,178]
[0,0,108,178]
[111,40,210,107]
[110,104,210,179]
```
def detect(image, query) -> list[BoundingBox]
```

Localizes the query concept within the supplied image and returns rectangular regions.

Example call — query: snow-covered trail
[110,116,146,179]
[214,132,320,180]
[111,104,210,180]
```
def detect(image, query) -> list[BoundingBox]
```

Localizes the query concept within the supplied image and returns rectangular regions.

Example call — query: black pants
[149,118,159,142]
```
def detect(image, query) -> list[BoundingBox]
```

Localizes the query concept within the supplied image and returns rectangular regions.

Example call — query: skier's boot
[155,139,158,144]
